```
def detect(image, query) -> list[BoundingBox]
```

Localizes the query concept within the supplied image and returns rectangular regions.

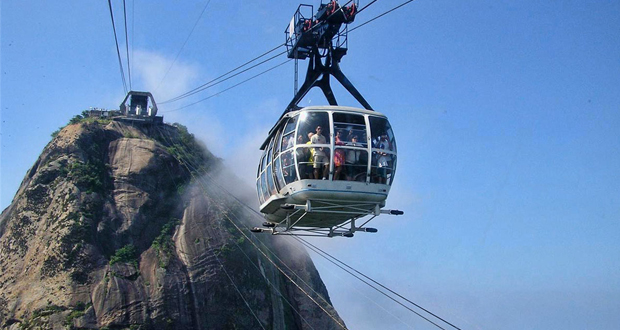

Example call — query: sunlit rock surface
[0,120,343,329]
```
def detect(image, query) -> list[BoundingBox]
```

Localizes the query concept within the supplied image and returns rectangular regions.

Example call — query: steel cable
[107,0,128,93]
[158,0,413,110]
[350,0,415,33]
[154,0,213,93]
[163,59,290,113]
[123,0,132,90]
[160,45,286,104]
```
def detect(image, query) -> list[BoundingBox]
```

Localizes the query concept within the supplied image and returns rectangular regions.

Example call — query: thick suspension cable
[282,237,416,329]
[357,0,378,14]
[293,238,446,330]
[162,50,286,105]
[222,227,317,330]
[123,0,132,90]
[161,0,358,105]
[350,0,415,33]
[211,247,267,330]
[216,201,347,329]
[107,0,128,93]
[159,0,414,110]
[154,0,213,93]
[160,44,286,104]
[296,237,461,330]
[163,59,290,113]
[131,0,135,83]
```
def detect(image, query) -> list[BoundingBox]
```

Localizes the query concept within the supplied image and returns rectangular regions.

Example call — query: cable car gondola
[253,1,403,237]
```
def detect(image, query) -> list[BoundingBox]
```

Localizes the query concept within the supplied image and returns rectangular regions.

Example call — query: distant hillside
[0,118,344,330]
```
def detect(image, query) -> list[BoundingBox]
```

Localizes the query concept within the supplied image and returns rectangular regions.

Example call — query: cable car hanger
[283,0,372,115]
[264,0,370,143]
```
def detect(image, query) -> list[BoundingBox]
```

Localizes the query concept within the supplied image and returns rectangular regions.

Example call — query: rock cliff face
[0,120,344,329]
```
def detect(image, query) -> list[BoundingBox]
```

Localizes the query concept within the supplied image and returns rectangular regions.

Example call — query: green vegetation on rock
[68,161,105,194]
[110,244,137,266]
[152,219,179,268]
[161,123,211,176]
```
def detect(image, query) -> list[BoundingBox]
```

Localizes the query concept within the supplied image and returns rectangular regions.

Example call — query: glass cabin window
[296,111,331,180]
[274,157,285,190]
[371,153,396,185]
[262,139,274,200]
[257,151,266,204]
[298,112,331,145]
[256,180,264,205]
[294,126,313,180]
[270,138,282,191]
[257,154,265,178]
[283,115,298,135]
[282,133,295,152]
[331,113,368,181]
[369,116,397,185]
[332,113,368,181]
[266,145,273,166]
[295,145,313,180]
[334,147,368,181]
[281,116,297,152]
[281,150,297,184]
[261,151,268,172]
[296,145,331,180]
[333,113,368,147]
[273,127,283,155]
[369,116,397,152]
[266,165,277,195]
[260,172,269,201]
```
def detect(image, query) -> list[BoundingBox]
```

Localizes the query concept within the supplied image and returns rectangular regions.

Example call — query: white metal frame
[253,199,402,238]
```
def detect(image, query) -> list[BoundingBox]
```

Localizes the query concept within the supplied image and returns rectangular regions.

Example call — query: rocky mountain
[0,118,344,329]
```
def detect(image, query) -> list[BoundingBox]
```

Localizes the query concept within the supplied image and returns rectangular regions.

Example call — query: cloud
[128,49,230,157]
[131,49,202,104]
[222,97,284,189]
[224,127,267,188]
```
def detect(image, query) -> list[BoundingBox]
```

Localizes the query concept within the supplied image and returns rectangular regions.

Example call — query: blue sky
[2,1,620,329]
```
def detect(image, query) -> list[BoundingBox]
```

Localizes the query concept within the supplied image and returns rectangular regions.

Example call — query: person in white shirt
[311,126,329,179]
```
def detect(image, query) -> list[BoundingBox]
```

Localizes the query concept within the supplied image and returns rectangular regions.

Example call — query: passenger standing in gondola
[306,132,315,179]
[311,126,329,179]
[281,136,287,151]
[346,135,362,180]
[377,134,391,184]
[287,134,295,150]
[333,130,346,180]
